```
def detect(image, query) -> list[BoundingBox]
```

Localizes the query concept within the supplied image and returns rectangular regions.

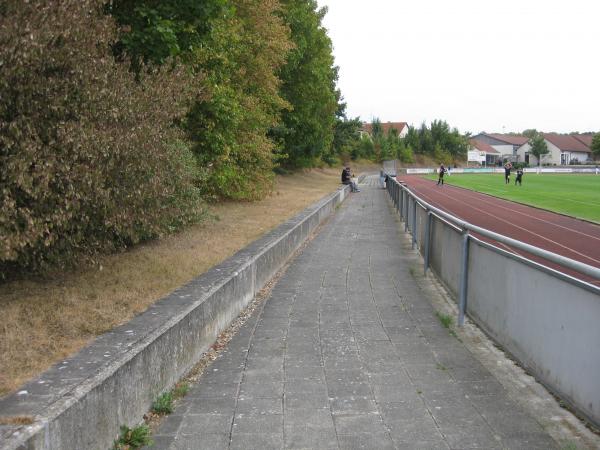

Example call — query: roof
[543,133,591,153]
[487,134,529,146]
[572,134,593,147]
[362,122,408,135]
[470,139,500,154]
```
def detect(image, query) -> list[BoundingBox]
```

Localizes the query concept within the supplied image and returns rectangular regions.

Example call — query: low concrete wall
[386,179,600,428]
[0,187,349,450]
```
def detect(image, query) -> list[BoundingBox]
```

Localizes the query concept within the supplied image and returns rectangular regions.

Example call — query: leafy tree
[591,133,600,160]
[106,0,230,71]
[349,135,374,161]
[369,118,386,161]
[522,129,538,139]
[331,101,362,163]
[274,0,338,168]
[185,0,292,199]
[529,133,549,166]
[109,0,293,200]
[401,120,467,162]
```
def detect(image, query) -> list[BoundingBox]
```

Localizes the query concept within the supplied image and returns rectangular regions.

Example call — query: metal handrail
[389,178,600,281]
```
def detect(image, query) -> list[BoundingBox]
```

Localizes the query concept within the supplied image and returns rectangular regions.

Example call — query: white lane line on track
[412,184,600,267]
[438,181,600,242]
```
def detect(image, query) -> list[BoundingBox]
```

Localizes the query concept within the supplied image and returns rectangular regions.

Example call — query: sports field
[426,173,600,222]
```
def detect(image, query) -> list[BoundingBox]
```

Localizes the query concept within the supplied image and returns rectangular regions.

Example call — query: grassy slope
[0,164,379,396]
[426,173,600,222]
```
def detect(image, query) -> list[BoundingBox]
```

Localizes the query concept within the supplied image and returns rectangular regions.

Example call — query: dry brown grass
[0,165,379,396]
[0,416,35,426]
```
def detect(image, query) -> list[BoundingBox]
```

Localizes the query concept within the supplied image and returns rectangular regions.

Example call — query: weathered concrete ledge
[0,186,349,450]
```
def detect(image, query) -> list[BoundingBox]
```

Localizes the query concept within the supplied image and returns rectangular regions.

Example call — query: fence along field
[424,173,600,223]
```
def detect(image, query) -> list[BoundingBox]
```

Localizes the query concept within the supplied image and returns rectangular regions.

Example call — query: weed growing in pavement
[435,311,461,340]
[172,382,189,400]
[113,424,152,450]
[436,363,448,371]
[435,311,452,329]
[151,392,174,415]
[560,442,579,450]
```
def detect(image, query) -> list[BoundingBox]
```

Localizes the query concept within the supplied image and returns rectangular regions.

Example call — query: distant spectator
[515,167,524,186]
[437,164,446,186]
[504,161,513,184]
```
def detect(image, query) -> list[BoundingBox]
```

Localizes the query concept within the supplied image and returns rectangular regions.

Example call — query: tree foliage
[0,0,205,274]
[108,0,293,200]
[529,132,549,165]
[591,133,600,160]
[330,101,362,164]
[1,0,345,274]
[274,0,339,168]
[403,120,467,163]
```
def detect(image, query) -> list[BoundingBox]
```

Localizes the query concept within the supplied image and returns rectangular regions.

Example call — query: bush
[0,0,205,274]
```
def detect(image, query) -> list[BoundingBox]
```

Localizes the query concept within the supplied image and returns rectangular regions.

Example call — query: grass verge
[0,165,378,396]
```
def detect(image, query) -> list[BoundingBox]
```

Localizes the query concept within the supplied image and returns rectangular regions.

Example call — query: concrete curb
[0,186,350,450]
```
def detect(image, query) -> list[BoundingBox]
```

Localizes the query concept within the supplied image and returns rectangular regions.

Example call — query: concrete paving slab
[145,178,569,449]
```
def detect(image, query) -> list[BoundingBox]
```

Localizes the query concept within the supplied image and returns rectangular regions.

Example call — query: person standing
[515,167,524,186]
[437,164,446,185]
[504,161,513,184]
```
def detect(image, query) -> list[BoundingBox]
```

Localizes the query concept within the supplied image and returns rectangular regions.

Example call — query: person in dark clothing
[341,167,359,192]
[515,167,524,186]
[437,164,446,185]
[504,161,512,184]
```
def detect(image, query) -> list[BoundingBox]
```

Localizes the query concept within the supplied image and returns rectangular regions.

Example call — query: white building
[470,133,529,162]
[468,139,501,166]
[516,133,593,165]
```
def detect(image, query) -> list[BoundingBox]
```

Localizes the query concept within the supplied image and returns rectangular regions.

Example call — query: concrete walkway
[147,177,559,450]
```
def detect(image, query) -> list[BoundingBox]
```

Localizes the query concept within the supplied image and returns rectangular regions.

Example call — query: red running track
[398,175,600,287]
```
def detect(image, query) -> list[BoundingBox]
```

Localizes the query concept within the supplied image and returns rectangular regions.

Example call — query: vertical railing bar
[458,231,470,327]
[405,194,410,232]
[424,211,432,274]
[411,197,417,249]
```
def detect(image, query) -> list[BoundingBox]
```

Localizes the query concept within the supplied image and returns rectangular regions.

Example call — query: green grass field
[425,173,600,222]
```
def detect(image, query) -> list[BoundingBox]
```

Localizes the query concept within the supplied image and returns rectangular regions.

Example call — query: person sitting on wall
[341,166,360,192]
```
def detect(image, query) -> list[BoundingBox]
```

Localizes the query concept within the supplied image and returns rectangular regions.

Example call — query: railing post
[411,198,417,249]
[399,187,403,214]
[404,194,410,232]
[458,231,470,327]
[424,211,432,274]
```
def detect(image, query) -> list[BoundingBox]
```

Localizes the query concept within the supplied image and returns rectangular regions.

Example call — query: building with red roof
[468,139,501,165]
[361,122,408,138]
[516,133,593,165]
[470,133,528,161]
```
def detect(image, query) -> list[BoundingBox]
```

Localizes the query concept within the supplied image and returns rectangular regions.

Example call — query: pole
[424,211,432,274]
[458,231,470,326]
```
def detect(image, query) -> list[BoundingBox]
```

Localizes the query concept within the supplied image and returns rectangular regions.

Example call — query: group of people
[436,162,524,186]
[504,162,524,186]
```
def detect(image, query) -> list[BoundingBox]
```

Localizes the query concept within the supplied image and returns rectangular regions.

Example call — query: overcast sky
[317,0,599,135]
